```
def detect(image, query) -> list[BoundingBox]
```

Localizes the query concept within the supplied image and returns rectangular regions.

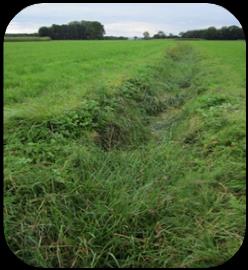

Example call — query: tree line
[6,23,244,41]
[38,20,105,40]
[142,31,178,39]
[103,36,128,40]
[5,33,39,37]
[179,25,244,40]
[143,26,244,40]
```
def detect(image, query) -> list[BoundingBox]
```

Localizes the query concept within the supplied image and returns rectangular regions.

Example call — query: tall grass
[4,41,246,267]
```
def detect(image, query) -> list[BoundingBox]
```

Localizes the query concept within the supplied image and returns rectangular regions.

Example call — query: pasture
[4,40,246,267]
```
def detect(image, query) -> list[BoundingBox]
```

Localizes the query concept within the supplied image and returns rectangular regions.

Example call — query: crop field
[4,40,246,267]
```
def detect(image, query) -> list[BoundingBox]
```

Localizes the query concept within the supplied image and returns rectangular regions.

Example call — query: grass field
[4,40,174,120]
[4,40,246,267]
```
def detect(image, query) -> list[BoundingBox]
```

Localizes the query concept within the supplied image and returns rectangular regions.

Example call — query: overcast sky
[6,3,241,37]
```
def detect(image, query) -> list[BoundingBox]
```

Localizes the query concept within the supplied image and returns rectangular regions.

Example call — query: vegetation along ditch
[4,42,246,267]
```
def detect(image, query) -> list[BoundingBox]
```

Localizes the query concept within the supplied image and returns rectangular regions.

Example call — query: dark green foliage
[103,36,128,40]
[196,95,229,109]
[180,25,245,40]
[153,31,179,39]
[38,20,105,40]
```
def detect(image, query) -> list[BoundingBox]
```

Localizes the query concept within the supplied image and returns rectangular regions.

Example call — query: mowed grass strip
[4,40,246,267]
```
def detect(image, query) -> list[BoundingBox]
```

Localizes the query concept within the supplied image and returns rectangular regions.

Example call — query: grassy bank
[4,40,246,267]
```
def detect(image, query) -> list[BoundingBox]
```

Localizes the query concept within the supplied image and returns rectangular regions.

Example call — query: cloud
[105,21,165,37]
[5,21,41,34]
[5,3,241,34]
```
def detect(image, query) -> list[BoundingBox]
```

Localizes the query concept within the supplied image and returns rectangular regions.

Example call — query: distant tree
[143,31,150,39]
[204,27,218,39]
[153,30,166,39]
[104,36,128,40]
[38,20,105,40]
[158,31,166,38]
[38,27,50,37]
[227,25,244,39]
[180,25,244,40]
[83,21,105,39]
